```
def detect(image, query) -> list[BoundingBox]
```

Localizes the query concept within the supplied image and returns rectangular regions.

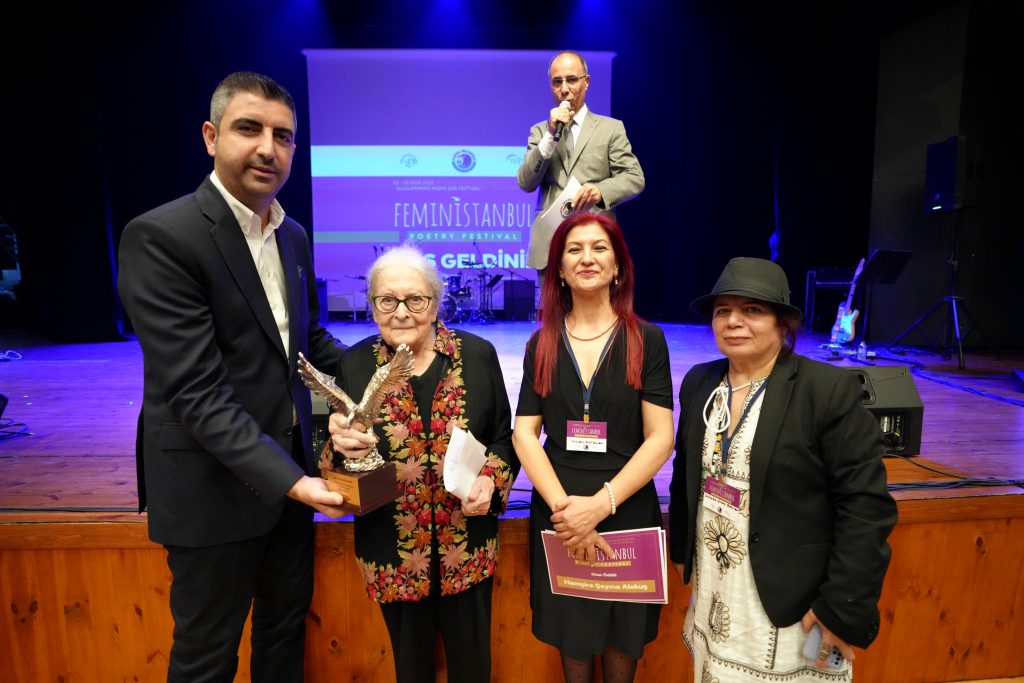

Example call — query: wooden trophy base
[321,462,401,516]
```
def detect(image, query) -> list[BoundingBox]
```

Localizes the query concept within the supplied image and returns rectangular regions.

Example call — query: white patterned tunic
[682,377,852,682]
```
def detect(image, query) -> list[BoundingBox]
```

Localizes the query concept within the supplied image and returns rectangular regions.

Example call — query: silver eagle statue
[297,344,415,472]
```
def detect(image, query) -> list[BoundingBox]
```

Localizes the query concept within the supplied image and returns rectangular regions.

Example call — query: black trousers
[379,577,494,683]
[164,441,314,682]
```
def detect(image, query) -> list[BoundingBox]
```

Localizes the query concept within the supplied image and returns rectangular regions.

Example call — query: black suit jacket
[668,353,897,648]
[118,177,344,547]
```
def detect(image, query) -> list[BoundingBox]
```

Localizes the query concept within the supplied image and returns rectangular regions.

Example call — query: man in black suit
[118,71,347,682]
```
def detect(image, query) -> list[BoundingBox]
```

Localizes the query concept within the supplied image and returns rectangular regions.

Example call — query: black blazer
[118,177,344,547]
[668,353,897,648]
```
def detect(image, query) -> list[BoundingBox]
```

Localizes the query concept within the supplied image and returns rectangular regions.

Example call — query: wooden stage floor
[1,321,1023,682]
[1,320,1021,514]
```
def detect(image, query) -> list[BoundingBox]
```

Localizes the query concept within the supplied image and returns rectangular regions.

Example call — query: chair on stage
[804,266,855,333]
[805,249,912,346]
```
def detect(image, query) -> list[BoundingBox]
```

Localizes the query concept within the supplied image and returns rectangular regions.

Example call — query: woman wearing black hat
[668,257,897,681]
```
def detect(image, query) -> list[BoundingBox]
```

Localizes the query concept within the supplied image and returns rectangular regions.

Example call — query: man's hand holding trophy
[297,344,415,515]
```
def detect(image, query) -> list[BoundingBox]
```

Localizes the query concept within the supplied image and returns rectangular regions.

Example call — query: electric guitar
[830,257,866,344]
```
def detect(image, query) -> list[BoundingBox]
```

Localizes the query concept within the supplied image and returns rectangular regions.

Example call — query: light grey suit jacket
[516,112,644,269]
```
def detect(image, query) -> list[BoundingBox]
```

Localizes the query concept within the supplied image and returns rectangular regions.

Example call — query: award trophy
[297,345,414,515]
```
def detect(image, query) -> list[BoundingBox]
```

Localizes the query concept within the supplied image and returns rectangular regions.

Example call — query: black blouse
[517,320,673,470]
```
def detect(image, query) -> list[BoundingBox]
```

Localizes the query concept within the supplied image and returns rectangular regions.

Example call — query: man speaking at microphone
[517,50,645,277]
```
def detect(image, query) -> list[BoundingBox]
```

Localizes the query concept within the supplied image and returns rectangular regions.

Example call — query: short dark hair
[209,71,296,129]
[774,306,802,358]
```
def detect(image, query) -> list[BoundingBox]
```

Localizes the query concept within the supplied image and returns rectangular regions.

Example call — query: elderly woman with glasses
[669,257,897,681]
[325,244,517,683]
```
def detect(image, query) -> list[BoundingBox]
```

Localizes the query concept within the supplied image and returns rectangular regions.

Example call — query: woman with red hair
[512,213,675,682]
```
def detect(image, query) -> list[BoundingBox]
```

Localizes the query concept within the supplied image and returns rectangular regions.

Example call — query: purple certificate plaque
[540,527,667,603]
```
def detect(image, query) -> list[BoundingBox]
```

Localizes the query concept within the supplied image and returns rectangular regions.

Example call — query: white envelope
[537,176,583,237]
[443,427,488,500]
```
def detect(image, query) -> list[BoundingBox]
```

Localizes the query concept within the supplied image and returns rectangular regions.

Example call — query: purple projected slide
[303,49,614,314]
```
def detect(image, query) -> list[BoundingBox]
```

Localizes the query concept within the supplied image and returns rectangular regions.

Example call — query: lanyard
[561,322,617,424]
[718,378,768,474]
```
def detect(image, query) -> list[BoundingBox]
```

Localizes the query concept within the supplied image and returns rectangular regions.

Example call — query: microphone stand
[469,241,495,323]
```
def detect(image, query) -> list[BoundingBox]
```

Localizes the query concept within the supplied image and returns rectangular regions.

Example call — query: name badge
[566,420,608,452]
[702,475,742,518]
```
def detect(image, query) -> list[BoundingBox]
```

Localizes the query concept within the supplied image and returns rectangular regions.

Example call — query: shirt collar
[209,171,286,238]
[573,104,589,127]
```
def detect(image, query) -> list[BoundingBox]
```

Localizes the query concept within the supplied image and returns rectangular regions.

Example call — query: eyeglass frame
[370,294,434,314]
[550,74,589,89]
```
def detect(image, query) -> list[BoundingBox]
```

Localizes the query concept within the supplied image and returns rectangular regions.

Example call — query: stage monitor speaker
[504,280,535,321]
[924,135,966,214]
[847,366,923,456]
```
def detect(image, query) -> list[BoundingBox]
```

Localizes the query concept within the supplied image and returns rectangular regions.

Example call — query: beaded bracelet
[603,481,617,515]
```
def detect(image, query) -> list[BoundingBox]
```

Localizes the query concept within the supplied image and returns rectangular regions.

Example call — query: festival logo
[452,149,476,173]
[400,154,418,168]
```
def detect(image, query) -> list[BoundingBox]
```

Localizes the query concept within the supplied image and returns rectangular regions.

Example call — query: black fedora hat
[690,257,803,321]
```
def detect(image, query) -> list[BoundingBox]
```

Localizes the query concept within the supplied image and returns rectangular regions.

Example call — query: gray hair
[209,71,296,129]
[548,51,589,77]
[367,244,444,303]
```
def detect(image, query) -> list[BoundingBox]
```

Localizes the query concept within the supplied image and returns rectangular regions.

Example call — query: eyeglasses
[550,75,587,89]
[371,295,433,314]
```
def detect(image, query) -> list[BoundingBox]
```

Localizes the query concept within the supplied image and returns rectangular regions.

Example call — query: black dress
[516,321,673,660]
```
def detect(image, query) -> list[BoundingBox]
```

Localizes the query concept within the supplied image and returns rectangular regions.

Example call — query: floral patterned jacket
[336,323,517,603]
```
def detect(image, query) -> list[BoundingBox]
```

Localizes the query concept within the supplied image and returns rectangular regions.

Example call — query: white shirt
[538,104,589,159]
[209,171,290,356]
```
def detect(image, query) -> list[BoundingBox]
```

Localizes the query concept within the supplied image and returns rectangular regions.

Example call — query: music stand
[857,249,913,346]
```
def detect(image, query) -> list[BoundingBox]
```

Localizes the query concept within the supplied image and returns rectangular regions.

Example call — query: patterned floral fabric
[340,323,515,603]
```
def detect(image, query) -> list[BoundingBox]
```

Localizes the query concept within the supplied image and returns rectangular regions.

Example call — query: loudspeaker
[847,366,923,456]
[0,392,7,418]
[503,280,535,321]
[924,135,966,214]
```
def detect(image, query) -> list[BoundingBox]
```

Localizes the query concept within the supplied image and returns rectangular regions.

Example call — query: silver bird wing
[296,352,355,414]
[352,344,416,429]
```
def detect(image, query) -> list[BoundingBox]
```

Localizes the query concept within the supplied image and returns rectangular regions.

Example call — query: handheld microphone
[553,100,571,141]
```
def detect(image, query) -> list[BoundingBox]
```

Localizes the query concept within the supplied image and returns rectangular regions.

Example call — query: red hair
[532,212,645,397]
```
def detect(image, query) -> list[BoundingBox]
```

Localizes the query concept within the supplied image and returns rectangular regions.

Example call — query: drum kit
[439,266,503,323]
[342,246,505,324]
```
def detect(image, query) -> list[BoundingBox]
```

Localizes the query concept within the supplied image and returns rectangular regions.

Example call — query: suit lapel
[276,227,301,366]
[199,181,287,359]
[747,354,797,524]
[565,115,599,175]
